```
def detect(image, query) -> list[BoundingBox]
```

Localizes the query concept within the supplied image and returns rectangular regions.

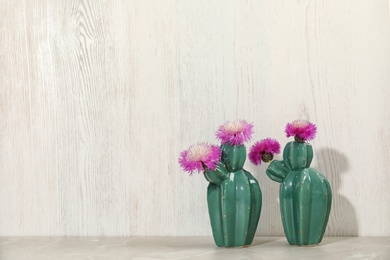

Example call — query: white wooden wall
[1,0,389,236]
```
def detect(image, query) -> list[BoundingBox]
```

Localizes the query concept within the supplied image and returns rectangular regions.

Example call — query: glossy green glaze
[204,161,228,185]
[205,144,262,247]
[283,141,313,170]
[220,144,246,172]
[266,141,332,246]
[266,160,289,183]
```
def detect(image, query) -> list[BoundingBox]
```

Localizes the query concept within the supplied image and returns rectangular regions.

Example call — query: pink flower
[249,138,281,165]
[215,120,254,145]
[179,143,221,175]
[285,119,317,142]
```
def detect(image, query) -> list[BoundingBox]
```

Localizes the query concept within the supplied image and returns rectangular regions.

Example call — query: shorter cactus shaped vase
[267,141,332,246]
[205,143,262,247]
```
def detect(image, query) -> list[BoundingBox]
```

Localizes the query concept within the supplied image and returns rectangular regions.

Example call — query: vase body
[205,144,262,247]
[267,141,332,246]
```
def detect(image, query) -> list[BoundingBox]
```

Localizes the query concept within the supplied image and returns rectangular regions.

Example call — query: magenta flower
[249,138,281,165]
[285,119,317,142]
[215,120,254,146]
[179,143,221,175]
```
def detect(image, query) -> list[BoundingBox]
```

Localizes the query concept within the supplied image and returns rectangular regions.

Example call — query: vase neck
[283,141,313,170]
[220,144,246,172]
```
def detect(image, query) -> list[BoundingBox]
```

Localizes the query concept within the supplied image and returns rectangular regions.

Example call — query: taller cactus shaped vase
[205,143,261,247]
[178,120,261,248]
[266,120,332,246]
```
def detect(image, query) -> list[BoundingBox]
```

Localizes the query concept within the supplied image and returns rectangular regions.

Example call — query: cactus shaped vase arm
[266,160,290,183]
[204,161,228,185]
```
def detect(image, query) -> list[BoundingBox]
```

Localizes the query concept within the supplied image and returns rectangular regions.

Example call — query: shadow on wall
[316,148,358,236]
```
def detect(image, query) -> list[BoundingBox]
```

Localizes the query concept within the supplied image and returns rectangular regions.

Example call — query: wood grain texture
[0,0,389,236]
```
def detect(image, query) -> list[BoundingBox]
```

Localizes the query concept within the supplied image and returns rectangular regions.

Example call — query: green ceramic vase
[266,141,332,246]
[204,144,262,247]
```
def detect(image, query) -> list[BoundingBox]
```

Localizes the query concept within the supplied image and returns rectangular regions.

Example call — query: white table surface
[1,237,389,260]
